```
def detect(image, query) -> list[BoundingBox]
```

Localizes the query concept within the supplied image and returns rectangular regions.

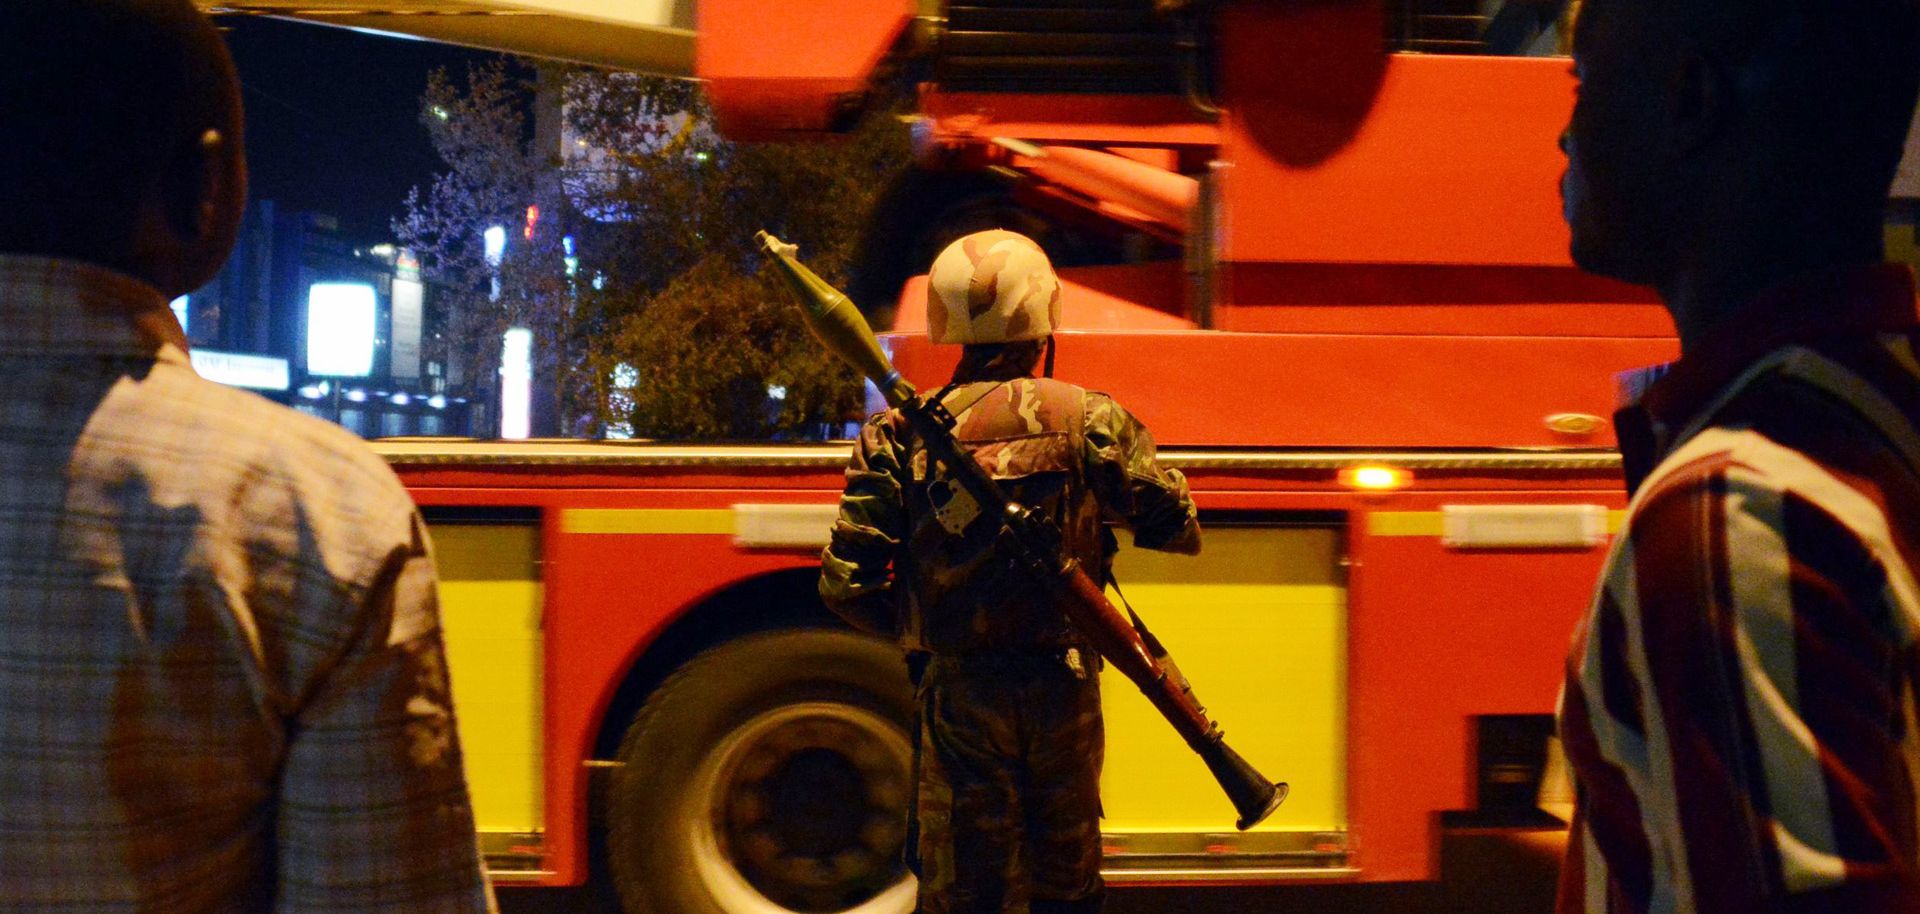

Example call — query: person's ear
[163,129,227,242]
[163,126,246,292]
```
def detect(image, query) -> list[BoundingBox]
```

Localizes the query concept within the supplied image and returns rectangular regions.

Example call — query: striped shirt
[1559,264,1920,914]
[0,256,494,912]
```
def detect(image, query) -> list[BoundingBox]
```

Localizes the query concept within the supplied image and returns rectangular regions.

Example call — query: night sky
[219,17,499,244]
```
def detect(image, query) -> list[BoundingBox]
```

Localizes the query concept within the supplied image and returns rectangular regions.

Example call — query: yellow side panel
[561,507,734,536]
[432,523,545,835]
[1100,526,1347,834]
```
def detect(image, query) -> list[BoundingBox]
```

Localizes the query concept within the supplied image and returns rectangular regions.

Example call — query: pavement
[496,826,1566,914]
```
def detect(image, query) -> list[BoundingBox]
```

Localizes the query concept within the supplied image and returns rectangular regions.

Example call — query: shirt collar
[0,254,191,362]
[1614,262,1920,492]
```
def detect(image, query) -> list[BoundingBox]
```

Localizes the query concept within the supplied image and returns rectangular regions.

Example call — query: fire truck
[197,1,1706,911]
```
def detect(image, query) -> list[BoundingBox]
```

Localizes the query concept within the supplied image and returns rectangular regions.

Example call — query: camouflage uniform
[820,377,1200,914]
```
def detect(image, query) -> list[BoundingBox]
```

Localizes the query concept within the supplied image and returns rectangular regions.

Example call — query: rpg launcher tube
[755,231,915,408]
[1051,560,1288,831]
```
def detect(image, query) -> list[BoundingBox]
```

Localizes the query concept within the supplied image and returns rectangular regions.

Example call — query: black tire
[606,630,919,914]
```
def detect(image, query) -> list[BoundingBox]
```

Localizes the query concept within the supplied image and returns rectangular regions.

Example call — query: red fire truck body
[384,438,1642,895]
[349,3,1683,911]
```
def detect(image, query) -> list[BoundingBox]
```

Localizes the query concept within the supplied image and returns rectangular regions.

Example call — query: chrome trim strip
[1165,450,1622,472]
[370,439,848,468]
[373,439,1622,473]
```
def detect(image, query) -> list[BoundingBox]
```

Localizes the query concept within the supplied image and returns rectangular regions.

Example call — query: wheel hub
[694,703,914,913]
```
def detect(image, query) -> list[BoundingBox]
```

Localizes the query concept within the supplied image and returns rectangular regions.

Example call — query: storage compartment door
[430,516,546,875]
[1099,521,1349,879]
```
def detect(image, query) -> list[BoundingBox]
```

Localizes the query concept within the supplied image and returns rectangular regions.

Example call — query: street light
[484,225,507,267]
[484,225,507,302]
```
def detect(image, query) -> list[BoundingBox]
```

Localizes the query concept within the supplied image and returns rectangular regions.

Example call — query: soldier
[820,229,1202,914]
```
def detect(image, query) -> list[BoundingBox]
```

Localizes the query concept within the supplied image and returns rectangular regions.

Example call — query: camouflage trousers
[912,651,1105,914]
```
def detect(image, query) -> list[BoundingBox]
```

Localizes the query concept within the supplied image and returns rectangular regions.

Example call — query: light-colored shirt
[1559,265,1920,913]
[0,255,494,912]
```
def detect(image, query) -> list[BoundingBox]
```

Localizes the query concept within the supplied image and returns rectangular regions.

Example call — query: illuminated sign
[501,327,533,440]
[484,225,507,267]
[307,282,377,377]
[191,349,291,391]
[391,277,424,380]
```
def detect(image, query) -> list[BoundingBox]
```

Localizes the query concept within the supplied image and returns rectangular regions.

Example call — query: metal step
[1100,829,1354,884]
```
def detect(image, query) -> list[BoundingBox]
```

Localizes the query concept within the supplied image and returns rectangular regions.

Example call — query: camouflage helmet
[925,230,1062,345]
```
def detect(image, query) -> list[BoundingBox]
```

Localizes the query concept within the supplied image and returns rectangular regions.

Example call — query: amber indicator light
[1339,464,1412,491]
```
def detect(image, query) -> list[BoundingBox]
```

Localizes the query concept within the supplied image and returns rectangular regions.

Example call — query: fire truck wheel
[607,629,918,914]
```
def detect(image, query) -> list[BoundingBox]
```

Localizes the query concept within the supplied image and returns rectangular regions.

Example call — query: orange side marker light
[1339,464,1411,492]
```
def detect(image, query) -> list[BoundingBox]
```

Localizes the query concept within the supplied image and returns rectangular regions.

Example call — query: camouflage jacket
[820,377,1200,654]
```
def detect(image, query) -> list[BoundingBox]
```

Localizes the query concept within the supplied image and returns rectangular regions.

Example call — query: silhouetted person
[1557,0,1920,910]
[0,2,494,910]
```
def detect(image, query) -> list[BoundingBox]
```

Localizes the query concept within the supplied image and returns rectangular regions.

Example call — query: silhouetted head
[0,0,247,297]
[1562,0,1920,292]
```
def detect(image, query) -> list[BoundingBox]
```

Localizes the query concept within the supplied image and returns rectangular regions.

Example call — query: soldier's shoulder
[1026,377,1108,416]
[1027,376,1090,397]
[1078,389,1138,420]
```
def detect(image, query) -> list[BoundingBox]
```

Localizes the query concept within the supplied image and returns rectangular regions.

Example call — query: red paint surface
[698,0,913,140]
[399,460,1632,886]
[886,328,1676,449]
[1344,492,1618,880]
[1220,52,1579,267]
[1215,263,1666,335]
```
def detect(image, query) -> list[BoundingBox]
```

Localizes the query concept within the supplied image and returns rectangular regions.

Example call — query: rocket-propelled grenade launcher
[757,230,1288,831]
